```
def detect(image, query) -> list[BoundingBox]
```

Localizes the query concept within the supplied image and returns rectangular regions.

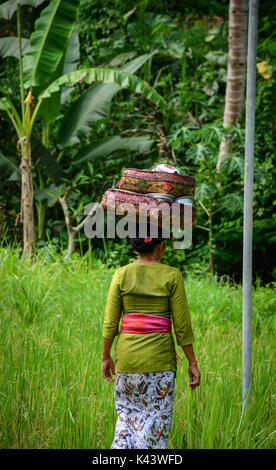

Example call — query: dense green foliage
[0,248,275,448]
[0,0,275,283]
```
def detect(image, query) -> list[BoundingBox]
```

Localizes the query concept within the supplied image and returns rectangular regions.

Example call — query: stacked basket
[100,164,196,230]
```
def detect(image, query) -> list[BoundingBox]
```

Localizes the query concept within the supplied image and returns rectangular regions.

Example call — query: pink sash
[121,313,171,334]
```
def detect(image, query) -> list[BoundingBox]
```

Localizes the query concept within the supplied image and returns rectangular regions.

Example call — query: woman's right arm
[170,270,201,390]
[181,343,201,390]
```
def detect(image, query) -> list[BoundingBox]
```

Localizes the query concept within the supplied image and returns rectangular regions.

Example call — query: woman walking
[101,224,201,449]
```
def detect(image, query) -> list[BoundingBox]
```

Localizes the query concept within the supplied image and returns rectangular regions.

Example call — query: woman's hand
[188,363,201,390]
[101,357,115,382]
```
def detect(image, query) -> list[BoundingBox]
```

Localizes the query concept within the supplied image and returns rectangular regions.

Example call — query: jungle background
[0,0,275,284]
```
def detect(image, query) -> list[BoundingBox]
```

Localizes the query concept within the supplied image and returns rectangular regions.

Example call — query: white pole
[242,0,258,412]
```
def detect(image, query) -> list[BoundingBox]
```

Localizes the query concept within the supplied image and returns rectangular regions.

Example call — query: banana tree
[0,0,167,257]
[0,0,80,255]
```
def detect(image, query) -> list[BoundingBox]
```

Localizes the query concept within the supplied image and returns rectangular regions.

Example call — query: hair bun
[127,223,169,253]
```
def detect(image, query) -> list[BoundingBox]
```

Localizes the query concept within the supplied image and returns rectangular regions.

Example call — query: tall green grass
[0,247,275,449]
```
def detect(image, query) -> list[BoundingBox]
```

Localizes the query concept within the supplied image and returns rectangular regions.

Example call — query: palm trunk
[217,0,248,172]
[20,140,36,256]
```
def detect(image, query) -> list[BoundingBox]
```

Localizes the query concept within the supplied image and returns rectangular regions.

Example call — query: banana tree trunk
[217,0,248,172]
[20,140,36,256]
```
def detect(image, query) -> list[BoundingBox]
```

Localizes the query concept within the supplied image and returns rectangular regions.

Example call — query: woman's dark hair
[127,223,169,254]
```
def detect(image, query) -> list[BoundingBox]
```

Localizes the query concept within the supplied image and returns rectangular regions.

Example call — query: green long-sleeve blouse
[102,262,195,373]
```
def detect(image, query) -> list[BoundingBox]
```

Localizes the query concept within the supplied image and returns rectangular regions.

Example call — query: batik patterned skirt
[111,371,175,449]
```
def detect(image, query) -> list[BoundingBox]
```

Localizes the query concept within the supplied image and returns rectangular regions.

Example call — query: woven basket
[100,188,196,229]
[118,168,196,198]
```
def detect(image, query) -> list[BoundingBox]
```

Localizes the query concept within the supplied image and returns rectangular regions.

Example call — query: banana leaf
[0,0,46,20]
[36,32,80,123]
[31,136,63,180]
[73,136,153,165]
[40,67,167,107]
[62,32,80,77]
[56,53,158,147]
[37,55,65,124]
[0,37,30,59]
[0,97,12,112]
[34,185,59,207]
[0,151,21,181]
[23,0,80,88]
[0,32,79,124]
[61,32,80,107]
[0,97,22,135]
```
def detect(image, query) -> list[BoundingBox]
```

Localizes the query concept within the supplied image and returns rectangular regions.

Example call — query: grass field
[0,247,275,449]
